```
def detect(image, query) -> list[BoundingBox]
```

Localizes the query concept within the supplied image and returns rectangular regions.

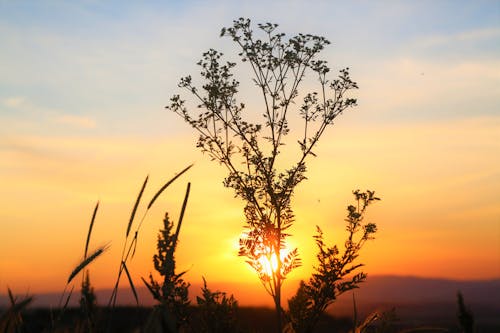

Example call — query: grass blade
[141,277,160,300]
[62,285,74,310]
[68,245,109,284]
[84,201,99,258]
[52,285,74,330]
[122,261,139,306]
[127,175,149,237]
[108,272,122,308]
[356,310,380,332]
[7,287,15,305]
[11,295,33,313]
[147,164,193,209]
[173,182,191,248]
[131,232,138,258]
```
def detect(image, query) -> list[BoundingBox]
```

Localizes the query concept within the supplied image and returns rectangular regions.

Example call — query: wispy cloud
[53,114,96,129]
[412,27,500,49]
[358,56,500,122]
[2,96,25,108]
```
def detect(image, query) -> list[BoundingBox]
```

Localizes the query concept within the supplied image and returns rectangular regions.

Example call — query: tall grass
[0,288,33,332]
[107,164,193,308]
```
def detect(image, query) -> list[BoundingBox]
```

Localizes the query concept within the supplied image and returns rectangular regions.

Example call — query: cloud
[357,57,500,122]
[53,114,96,129]
[412,27,500,49]
[456,27,500,41]
[2,96,25,108]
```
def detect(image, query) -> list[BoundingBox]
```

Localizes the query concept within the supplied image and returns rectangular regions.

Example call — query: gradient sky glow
[1,1,499,304]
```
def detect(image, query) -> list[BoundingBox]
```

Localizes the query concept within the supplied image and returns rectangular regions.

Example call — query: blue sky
[1,1,498,137]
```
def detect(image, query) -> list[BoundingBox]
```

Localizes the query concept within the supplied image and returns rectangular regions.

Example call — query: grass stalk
[127,176,149,238]
[122,261,139,306]
[68,245,110,284]
[173,182,191,248]
[84,201,99,259]
[108,165,192,309]
[147,164,193,209]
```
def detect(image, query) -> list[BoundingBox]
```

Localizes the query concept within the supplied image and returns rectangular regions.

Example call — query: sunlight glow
[257,246,291,278]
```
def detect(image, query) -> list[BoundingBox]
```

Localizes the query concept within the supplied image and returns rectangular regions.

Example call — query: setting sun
[258,250,279,279]
[255,245,291,279]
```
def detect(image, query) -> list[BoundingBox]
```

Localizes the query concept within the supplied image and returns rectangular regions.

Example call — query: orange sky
[1,1,499,306]
[1,116,499,298]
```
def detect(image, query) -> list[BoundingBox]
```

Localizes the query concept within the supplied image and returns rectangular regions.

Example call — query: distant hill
[342,275,500,305]
[326,275,500,329]
[2,275,499,308]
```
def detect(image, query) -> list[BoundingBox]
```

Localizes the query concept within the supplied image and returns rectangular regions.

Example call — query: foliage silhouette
[195,277,239,333]
[0,288,33,333]
[288,190,379,333]
[51,201,108,332]
[108,164,192,310]
[168,17,359,331]
[79,201,99,332]
[79,271,97,332]
[142,183,191,333]
[457,291,474,333]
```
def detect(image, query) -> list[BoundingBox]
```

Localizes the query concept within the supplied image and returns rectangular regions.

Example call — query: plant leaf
[141,277,159,300]
[122,261,139,306]
[173,182,191,248]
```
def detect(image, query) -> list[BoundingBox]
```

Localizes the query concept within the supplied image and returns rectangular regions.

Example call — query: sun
[238,231,299,282]
[258,251,279,277]
[256,245,292,278]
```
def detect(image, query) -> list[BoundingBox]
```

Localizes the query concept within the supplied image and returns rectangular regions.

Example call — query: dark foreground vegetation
[2,289,499,332]
[3,301,499,333]
[0,306,351,333]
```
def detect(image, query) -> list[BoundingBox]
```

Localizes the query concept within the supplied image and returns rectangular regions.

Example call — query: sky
[1,0,499,305]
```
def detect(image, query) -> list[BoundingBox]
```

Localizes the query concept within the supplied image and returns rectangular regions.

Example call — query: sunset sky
[1,1,499,305]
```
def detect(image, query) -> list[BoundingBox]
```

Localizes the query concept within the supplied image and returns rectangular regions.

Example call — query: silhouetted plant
[79,201,99,332]
[108,165,192,309]
[365,307,398,333]
[53,201,108,332]
[79,271,97,331]
[457,291,474,333]
[0,288,33,333]
[168,17,358,332]
[142,183,191,333]
[288,190,379,333]
[348,293,397,333]
[196,277,239,333]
